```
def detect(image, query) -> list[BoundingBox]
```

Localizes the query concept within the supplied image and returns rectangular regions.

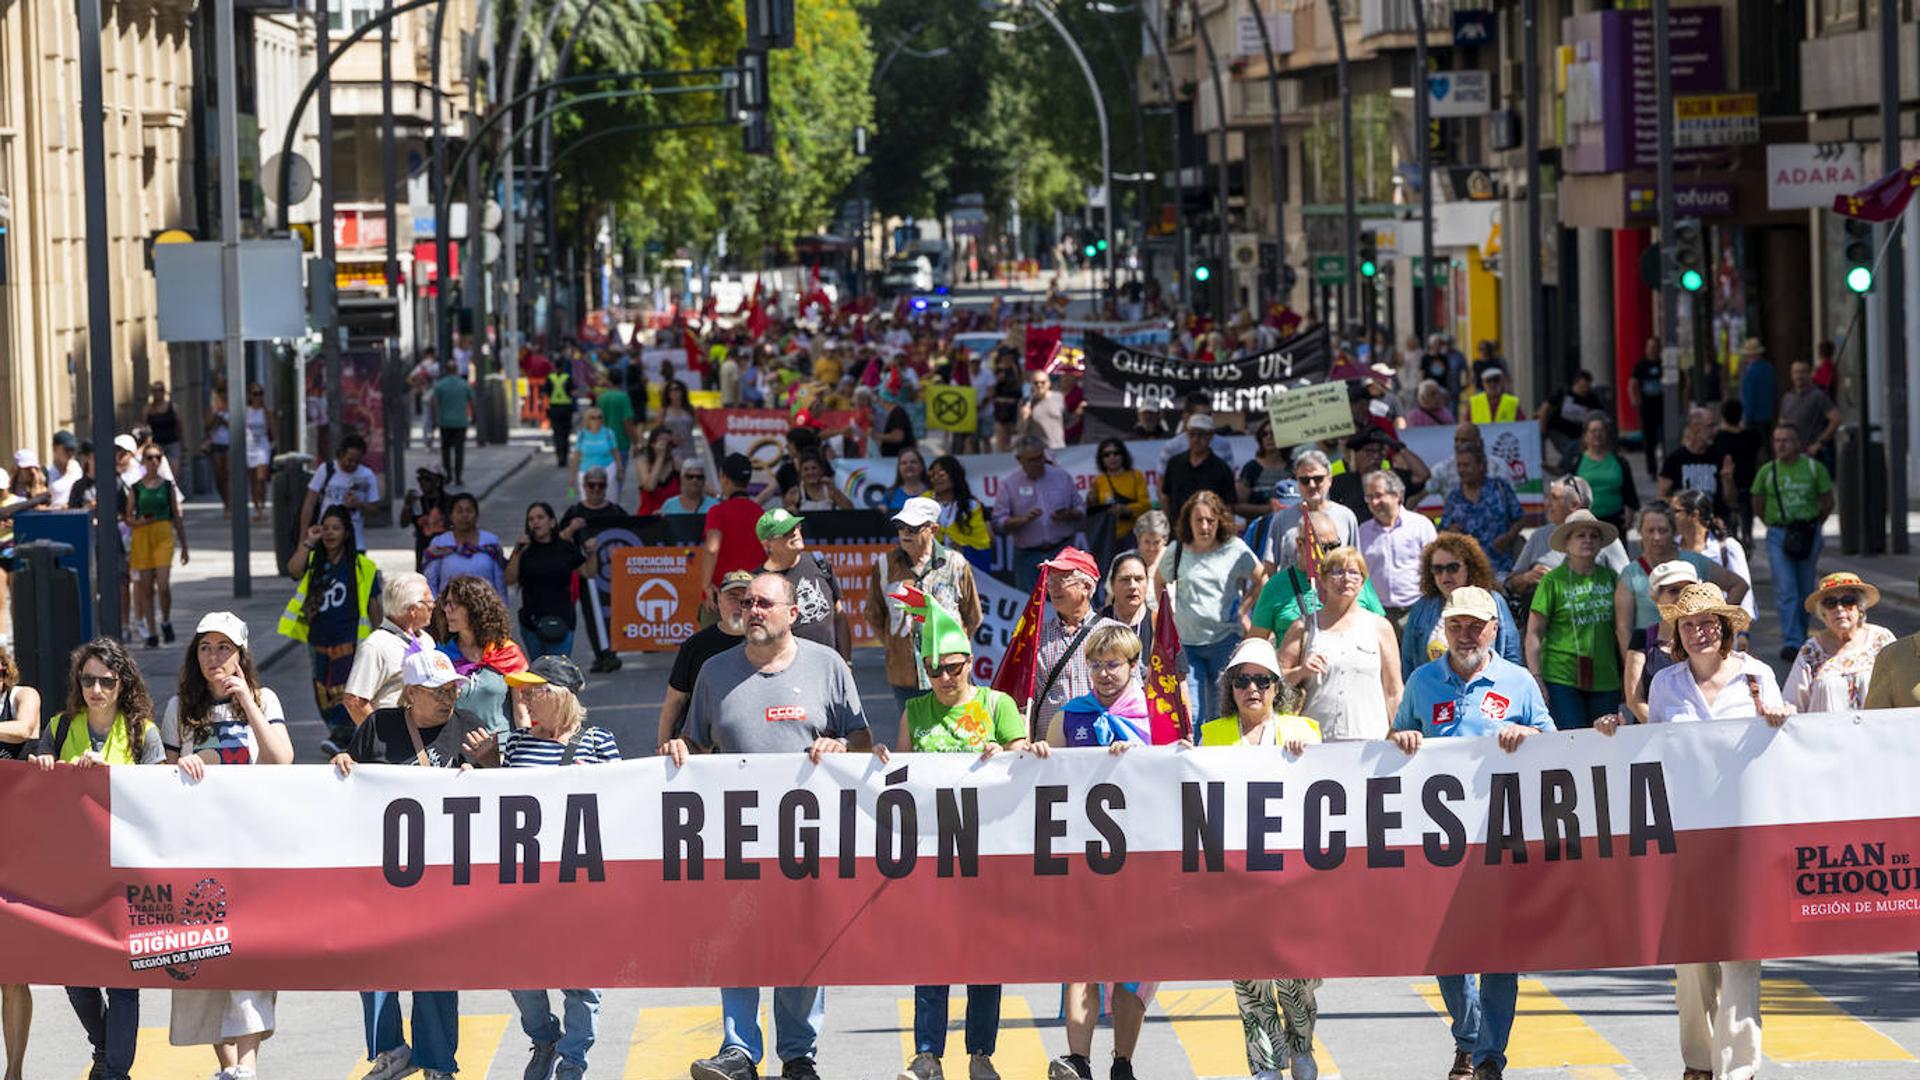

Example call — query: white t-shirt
[49,459,83,508]
[159,688,286,763]
[1646,653,1785,724]
[308,461,382,546]
[343,622,434,710]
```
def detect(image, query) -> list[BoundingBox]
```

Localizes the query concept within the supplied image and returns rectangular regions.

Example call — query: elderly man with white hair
[339,572,437,739]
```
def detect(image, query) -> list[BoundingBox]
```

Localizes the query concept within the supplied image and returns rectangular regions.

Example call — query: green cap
[755,508,805,541]
[891,584,972,663]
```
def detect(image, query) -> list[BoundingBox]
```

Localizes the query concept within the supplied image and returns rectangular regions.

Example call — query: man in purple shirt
[992,434,1086,592]
[1357,469,1436,632]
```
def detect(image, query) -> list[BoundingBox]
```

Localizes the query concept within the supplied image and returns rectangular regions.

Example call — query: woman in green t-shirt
[874,593,1027,1080]
[1566,416,1640,531]
[1525,510,1623,729]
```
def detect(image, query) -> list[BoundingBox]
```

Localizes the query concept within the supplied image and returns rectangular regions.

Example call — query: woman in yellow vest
[1466,365,1521,423]
[280,505,383,755]
[1197,637,1326,1080]
[548,365,575,468]
[27,638,162,1080]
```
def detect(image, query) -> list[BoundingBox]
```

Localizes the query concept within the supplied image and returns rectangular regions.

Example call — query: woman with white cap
[1523,510,1622,729]
[1783,571,1896,712]
[159,612,288,1079]
[1277,546,1400,742]
[462,656,618,1080]
[1200,636,1325,1080]
[332,649,483,1080]
[1597,583,1787,1080]
[1621,561,1700,722]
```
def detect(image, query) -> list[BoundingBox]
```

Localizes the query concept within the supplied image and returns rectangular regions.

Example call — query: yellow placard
[925,384,977,433]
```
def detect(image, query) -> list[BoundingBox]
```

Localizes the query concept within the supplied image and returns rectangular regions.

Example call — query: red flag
[700,290,717,320]
[1143,588,1191,742]
[1024,325,1063,371]
[1833,162,1920,223]
[991,568,1051,717]
[746,281,770,341]
[682,327,707,378]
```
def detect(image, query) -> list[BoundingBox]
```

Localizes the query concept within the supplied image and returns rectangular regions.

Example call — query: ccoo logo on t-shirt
[1431,702,1455,729]
[765,705,807,723]
[1481,692,1511,723]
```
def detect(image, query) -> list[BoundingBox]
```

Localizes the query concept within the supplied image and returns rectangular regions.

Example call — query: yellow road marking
[1761,977,1916,1062]
[1158,986,1336,1078]
[1412,979,1627,1068]
[624,1004,767,1079]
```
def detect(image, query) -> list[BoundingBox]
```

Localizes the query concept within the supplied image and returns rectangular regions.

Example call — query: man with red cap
[1029,546,1130,742]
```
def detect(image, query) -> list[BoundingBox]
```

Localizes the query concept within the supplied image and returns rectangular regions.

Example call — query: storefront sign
[1452,10,1496,46]
[1562,7,1725,174]
[1767,143,1871,210]
[1624,181,1736,220]
[1427,71,1493,118]
[1674,92,1759,149]
[1235,11,1294,57]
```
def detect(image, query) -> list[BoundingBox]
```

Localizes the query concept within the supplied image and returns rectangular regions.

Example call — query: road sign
[1313,254,1346,285]
[1427,71,1493,118]
[1411,257,1450,287]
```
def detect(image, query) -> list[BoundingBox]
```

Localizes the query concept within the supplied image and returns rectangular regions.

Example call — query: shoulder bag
[1769,463,1818,559]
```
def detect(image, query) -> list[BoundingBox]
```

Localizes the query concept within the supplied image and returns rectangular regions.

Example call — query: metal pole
[1251,0,1287,306]
[1032,0,1115,297]
[1085,11,1150,284]
[1193,15,1233,315]
[1411,0,1433,338]
[215,0,250,599]
[1522,0,1547,388]
[1133,10,1189,297]
[78,0,122,636]
[1880,0,1908,553]
[543,0,608,350]
[520,0,574,356]
[1330,0,1357,340]
[383,0,404,524]
[499,1,538,364]
[431,0,452,370]
[319,0,343,439]
[1653,0,1682,460]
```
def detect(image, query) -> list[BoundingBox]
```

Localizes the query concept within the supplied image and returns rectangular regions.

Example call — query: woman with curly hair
[27,638,161,1080]
[434,575,529,733]
[1398,532,1524,679]
[157,612,287,1077]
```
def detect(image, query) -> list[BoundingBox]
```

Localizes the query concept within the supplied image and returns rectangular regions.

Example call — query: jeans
[1765,527,1823,649]
[719,987,824,1066]
[363,990,461,1072]
[1013,547,1051,595]
[912,985,1001,1057]
[1436,973,1517,1070]
[1543,684,1623,731]
[511,988,602,1069]
[65,987,138,1080]
[1184,637,1241,729]
[525,631,575,661]
[440,426,468,481]
[551,409,574,467]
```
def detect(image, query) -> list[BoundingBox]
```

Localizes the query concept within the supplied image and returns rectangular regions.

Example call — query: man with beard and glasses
[1389,585,1555,1080]
[665,572,871,1080]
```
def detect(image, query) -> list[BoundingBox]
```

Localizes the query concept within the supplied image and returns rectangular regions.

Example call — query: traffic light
[1843,218,1875,293]
[1082,231,1097,260]
[1193,261,1213,283]
[1672,218,1705,293]
[1096,237,1108,253]
[1358,231,1378,279]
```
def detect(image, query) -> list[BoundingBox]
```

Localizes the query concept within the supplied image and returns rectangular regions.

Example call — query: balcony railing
[1359,0,1453,37]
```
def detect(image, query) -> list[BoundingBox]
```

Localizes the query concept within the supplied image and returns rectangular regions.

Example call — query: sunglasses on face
[79,674,119,690]
[1231,673,1278,691]
[1431,561,1465,575]
[142,454,162,463]
[931,660,969,679]
[585,481,606,489]
[744,597,785,610]
[1296,474,1328,486]
[895,523,931,536]
[1821,593,1862,610]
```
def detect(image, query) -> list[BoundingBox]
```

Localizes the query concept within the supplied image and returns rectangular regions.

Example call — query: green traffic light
[1083,244,1097,259]
[1679,268,1705,293]
[1847,265,1874,293]
[1193,265,1212,282]
[1096,239,1108,252]
[1360,260,1378,278]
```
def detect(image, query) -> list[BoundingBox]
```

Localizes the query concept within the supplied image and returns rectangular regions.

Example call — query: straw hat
[1549,509,1620,553]
[1657,583,1752,632]
[1803,571,1880,615]
[1739,337,1766,358]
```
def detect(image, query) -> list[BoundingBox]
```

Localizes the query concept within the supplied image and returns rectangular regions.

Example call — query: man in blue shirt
[1737,337,1776,429]
[1391,585,1555,1080]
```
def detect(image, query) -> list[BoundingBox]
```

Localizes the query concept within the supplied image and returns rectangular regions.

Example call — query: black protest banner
[1080,327,1333,428]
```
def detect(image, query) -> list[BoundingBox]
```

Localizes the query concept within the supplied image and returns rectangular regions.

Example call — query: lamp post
[1328,0,1357,340]
[78,0,122,634]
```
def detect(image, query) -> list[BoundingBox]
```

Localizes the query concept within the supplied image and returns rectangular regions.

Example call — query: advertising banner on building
[9,713,1920,989]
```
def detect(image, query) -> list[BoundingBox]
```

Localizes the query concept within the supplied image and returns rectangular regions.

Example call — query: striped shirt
[500,725,622,767]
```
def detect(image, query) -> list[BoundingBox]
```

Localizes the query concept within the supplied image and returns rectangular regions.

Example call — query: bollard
[12,540,82,706]
[271,451,315,579]
[478,374,510,446]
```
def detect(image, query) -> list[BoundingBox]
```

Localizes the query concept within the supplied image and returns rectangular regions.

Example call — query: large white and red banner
[6,713,1920,990]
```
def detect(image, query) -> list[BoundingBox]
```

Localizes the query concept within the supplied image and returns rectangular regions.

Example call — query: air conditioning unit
[1230,233,1261,270]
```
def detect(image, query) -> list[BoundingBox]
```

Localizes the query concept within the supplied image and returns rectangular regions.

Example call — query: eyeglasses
[1324,567,1365,580]
[895,523,931,536]
[744,597,786,610]
[1431,561,1465,576]
[1681,620,1724,638]
[1821,593,1863,610]
[1295,474,1328,486]
[142,454,162,463]
[1231,673,1278,691]
[79,674,119,690]
[931,660,969,679]
[1087,659,1133,675]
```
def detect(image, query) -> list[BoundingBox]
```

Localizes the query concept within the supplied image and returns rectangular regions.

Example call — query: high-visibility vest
[1468,392,1519,423]
[549,372,572,406]
[278,554,380,643]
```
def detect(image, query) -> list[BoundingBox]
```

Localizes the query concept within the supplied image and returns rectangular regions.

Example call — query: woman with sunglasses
[281,505,383,753]
[1621,561,1699,723]
[1783,572,1895,713]
[569,406,621,499]
[1278,546,1401,742]
[871,598,1024,1080]
[243,383,272,522]
[1089,438,1150,544]
[1399,532,1523,680]
[28,639,162,1080]
[125,441,188,648]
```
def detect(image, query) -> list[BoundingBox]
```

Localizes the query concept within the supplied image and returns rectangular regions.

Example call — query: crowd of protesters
[0,292,1911,1080]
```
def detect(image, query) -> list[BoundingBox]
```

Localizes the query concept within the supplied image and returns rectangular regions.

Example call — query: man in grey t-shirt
[663,571,870,1080]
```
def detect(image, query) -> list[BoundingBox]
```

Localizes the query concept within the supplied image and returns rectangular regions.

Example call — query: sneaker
[690,1048,758,1080]
[554,1063,584,1080]
[1471,1063,1504,1080]
[228,1068,256,1080]
[968,1053,999,1080]
[1448,1051,1473,1079]
[364,1046,417,1080]
[161,621,176,643]
[526,1040,558,1080]
[1252,1071,1283,1080]
[1109,1058,1135,1080]
[780,1059,819,1080]
[1047,1055,1093,1080]
[144,634,160,650]
[421,1072,456,1080]
[899,1052,943,1080]
[1290,1049,1318,1080]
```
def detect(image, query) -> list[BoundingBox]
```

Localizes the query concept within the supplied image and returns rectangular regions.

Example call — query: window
[327,0,384,33]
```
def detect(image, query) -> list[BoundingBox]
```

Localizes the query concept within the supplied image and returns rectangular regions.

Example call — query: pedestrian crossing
[49,968,1920,1079]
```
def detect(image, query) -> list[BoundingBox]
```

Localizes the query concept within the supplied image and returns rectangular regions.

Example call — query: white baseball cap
[194,611,249,650]
[891,496,941,529]
[13,450,39,470]
[113,435,140,456]
[402,651,466,689]
[1185,413,1217,433]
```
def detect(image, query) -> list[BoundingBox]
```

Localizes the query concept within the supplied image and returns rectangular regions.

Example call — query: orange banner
[609,543,894,652]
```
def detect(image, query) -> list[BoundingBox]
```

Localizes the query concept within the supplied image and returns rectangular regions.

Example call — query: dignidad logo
[125,876,235,980]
